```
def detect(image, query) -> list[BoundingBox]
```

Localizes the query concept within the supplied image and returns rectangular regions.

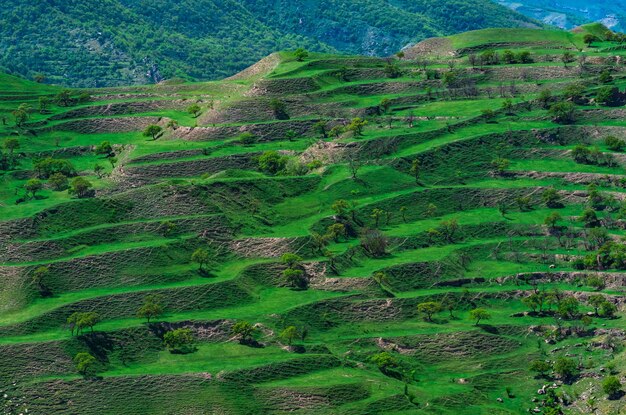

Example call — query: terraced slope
[1,25,626,414]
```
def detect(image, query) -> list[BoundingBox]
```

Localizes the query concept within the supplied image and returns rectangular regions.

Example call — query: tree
[269,98,288,119]
[283,268,306,289]
[542,188,562,208]
[285,129,298,142]
[163,328,196,354]
[55,90,74,107]
[557,296,579,319]
[600,301,617,318]
[417,301,442,322]
[584,34,598,47]
[384,62,402,78]
[588,294,606,316]
[231,321,256,343]
[599,69,613,84]
[529,360,552,378]
[12,108,28,127]
[280,326,299,346]
[137,294,165,323]
[3,138,19,161]
[410,158,420,184]
[191,248,211,271]
[313,121,328,138]
[561,51,576,67]
[549,102,576,124]
[36,96,48,113]
[544,212,562,230]
[258,151,288,175]
[281,253,303,268]
[238,132,256,145]
[187,104,202,118]
[31,266,51,297]
[371,208,385,228]
[326,223,346,242]
[24,179,43,198]
[605,136,625,152]
[74,352,98,377]
[490,157,510,174]
[48,173,68,191]
[379,98,392,114]
[360,228,388,257]
[553,357,578,382]
[143,124,163,140]
[69,177,93,198]
[537,89,553,109]
[602,376,622,399]
[94,141,114,157]
[294,48,309,61]
[347,117,368,137]
[68,311,101,335]
[596,86,619,106]
[502,99,514,115]
[94,164,105,178]
[523,292,546,313]
[437,219,459,243]
[469,308,491,325]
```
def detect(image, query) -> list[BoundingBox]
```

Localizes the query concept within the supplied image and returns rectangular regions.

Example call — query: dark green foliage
[0,0,537,86]
[163,328,196,354]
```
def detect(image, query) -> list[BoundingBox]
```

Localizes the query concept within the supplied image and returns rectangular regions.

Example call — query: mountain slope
[2,26,626,414]
[496,0,626,32]
[0,0,539,87]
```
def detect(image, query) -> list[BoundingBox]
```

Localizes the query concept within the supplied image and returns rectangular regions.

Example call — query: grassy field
[1,23,626,415]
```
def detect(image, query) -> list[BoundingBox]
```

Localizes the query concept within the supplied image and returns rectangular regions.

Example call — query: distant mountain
[495,0,626,32]
[0,0,539,87]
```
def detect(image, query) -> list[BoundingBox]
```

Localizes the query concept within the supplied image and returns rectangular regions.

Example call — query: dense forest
[0,0,539,86]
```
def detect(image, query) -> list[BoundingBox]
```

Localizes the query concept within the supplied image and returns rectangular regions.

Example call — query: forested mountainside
[0,0,539,87]
[496,0,626,32]
[2,23,626,414]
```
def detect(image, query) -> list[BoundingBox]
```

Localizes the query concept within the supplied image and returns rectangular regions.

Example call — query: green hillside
[0,0,539,87]
[2,25,626,414]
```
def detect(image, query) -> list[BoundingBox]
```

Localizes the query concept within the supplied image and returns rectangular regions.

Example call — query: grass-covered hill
[0,0,539,87]
[2,24,626,414]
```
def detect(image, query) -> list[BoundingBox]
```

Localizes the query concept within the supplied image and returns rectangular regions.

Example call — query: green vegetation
[1,23,626,415]
[0,0,538,86]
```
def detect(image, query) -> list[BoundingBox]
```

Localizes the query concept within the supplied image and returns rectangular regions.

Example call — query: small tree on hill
[554,357,578,382]
[164,328,196,354]
[69,177,93,198]
[542,188,562,208]
[137,294,165,323]
[561,51,576,67]
[360,228,388,257]
[231,320,257,344]
[187,104,202,118]
[529,360,552,378]
[31,266,51,297]
[74,352,98,378]
[191,248,211,271]
[549,102,576,124]
[143,124,163,140]
[584,34,598,47]
[24,178,43,199]
[94,141,114,157]
[294,48,309,61]
[410,158,420,184]
[347,117,368,137]
[280,326,299,346]
[602,376,623,399]
[417,301,442,322]
[469,308,491,325]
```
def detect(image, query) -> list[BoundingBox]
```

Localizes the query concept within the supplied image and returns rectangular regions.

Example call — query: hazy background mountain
[496,0,626,32]
[0,0,539,87]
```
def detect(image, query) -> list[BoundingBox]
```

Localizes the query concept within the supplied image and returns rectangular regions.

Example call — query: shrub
[163,328,196,354]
